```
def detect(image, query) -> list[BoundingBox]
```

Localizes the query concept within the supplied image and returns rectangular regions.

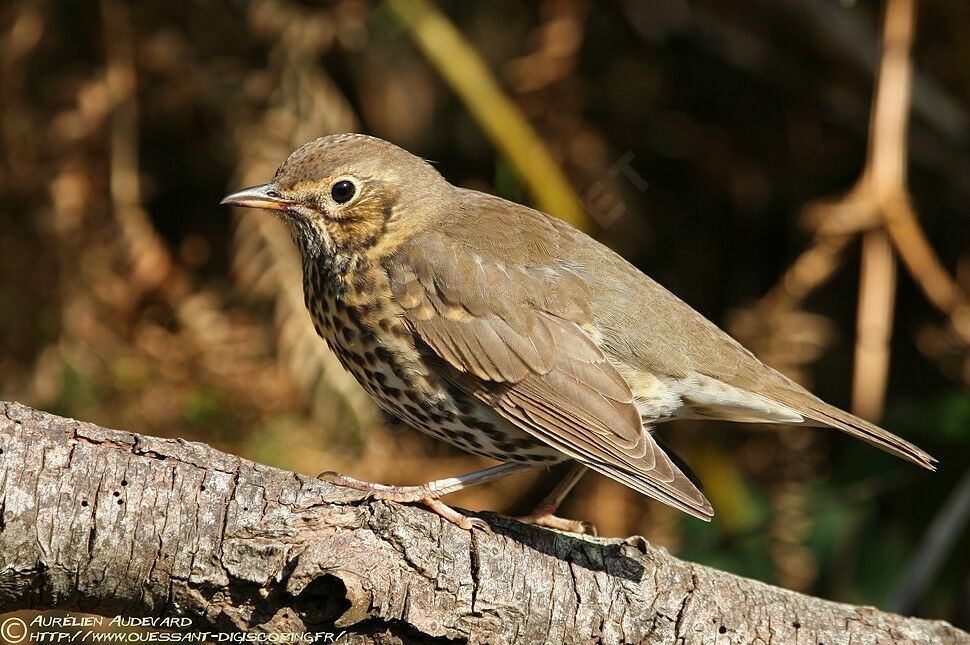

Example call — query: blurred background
[1,0,968,629]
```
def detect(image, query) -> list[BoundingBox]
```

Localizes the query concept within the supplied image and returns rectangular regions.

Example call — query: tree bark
[0,401,964,644]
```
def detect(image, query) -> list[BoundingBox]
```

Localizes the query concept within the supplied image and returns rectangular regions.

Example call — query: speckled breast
[302,258,562,464]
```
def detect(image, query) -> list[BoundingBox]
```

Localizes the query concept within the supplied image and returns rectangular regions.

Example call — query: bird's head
[222,133,448,261]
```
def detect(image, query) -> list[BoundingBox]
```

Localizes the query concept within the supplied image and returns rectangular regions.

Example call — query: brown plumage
[223,133,935,531]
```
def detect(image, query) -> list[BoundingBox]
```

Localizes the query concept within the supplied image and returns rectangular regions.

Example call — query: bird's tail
[766,385,937,470]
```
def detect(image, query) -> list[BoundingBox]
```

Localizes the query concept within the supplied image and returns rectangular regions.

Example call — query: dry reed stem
[387,0,588,229]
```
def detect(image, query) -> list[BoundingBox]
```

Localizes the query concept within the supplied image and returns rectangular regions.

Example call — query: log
[0,401,964,644]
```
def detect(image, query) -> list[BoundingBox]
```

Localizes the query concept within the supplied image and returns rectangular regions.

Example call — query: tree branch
[0,402,963,644]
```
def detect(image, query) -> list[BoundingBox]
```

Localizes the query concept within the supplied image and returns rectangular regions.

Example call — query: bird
[222,133,936,533]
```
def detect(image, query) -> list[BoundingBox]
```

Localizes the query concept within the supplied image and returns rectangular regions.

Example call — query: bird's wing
[387,231,713,520]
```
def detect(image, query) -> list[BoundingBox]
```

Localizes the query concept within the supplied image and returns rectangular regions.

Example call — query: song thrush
[223,133,936,532]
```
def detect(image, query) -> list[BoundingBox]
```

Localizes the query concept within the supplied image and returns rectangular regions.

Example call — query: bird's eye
[331,180,356,204]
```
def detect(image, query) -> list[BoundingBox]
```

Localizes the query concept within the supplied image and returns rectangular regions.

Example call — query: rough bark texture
[0,402,964,644]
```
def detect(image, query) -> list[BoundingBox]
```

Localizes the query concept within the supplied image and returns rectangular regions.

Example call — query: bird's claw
[462,516,492,533]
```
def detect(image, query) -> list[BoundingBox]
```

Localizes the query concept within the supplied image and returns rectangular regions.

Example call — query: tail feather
[767,386,937,470]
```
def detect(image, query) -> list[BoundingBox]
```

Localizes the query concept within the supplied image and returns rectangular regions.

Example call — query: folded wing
[388,231,714,520]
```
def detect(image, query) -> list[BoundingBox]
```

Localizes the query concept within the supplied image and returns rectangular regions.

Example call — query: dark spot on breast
[353,301,378,318]
[465,419,502,440]
[404,402,429,421]
[336,346,354,365]
[446,389,476,414]
[375,346,396,365]
[378,318,410,340]
[397,369,420,388]
[457,430,483,448]
[530,454,557,462]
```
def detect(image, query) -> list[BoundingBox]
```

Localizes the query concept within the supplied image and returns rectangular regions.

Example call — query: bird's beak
[220,183,291,210]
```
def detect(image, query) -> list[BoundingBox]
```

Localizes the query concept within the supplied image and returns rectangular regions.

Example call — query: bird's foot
[512,464,594,534]
[317,471,490,531]
[517,512,597,535]
[422,497,491,532]
[515,500,596,535]
[317,470,435,501]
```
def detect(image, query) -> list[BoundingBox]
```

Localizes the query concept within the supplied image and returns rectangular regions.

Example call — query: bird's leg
[318,462,535,531]
[516,464,595,535]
